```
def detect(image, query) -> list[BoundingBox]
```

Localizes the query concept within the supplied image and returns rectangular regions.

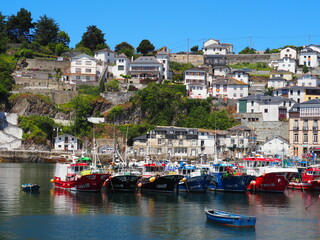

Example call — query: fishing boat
[137,162,184,193]
[242,157,298,193]
[51,145,110,192]
[208,163,255,192]
[21,184,40,192]
[288,166,320,191]
[177,162,212,193]
[204,208,256,227]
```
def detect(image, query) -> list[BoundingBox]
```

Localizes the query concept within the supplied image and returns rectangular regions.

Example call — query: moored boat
[242,157,298,193]
[21,184,40,192]
[177,163,212,193]
[137,162,184,193]
[204,208,256,227]
[208,163,255,192]
[106,167,141,192]
[51,149,110,192]
[288,166,320,191]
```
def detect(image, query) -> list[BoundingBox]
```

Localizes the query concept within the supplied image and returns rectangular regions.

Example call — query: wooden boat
[21,184,40,192]
[204,208,256,227]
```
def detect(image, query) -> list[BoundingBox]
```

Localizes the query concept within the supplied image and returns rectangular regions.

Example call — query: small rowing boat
[21,184,40,192]
[204,208,256,227]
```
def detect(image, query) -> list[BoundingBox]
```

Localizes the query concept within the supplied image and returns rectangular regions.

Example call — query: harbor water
[0,163,319,240]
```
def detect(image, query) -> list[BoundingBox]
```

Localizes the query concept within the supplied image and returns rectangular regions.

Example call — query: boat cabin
[303,167,320,181]
[242,158,281,168]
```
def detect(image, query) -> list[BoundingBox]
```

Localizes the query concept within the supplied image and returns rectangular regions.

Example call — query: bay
[0,163,319,240]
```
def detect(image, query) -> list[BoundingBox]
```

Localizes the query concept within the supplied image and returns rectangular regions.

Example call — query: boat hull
[21,184,40,192]
[205,209,256,227]
[179,175,212,193]
[288,180,320,191]
[53,173,110,192]
[208,174,255,192]
[248,172,296,193]
[107,175,141,192]
[138,175,184,193]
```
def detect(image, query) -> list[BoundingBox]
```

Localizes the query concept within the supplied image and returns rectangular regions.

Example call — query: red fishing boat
[51,154,110,192]
[288,166,320,191]
[241,157,298,193]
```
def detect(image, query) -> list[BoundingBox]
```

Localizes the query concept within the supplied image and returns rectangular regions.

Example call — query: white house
[212,66,231,76]
[267,77,287,88]
[94,48,115,64]
[197,129,217,159]
[54,134,78,151]
[228,70,250,84]
[210,77,249,99]
[237,94,295,121]
[129,56,163,83]
[156,48,170,80]
[111,53,130,80]
[270,70,293,81]
[259,136,289,158]
[203,39,233,55]
[185,67,208,99]
[299,47,320,67]
[280,47,297,59]
[277,57,296,73]
[297,74,320,87]
[70,53,97,82]
[273,86,320,103]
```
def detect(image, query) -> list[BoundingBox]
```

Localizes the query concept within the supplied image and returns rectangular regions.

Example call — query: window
[303,134,308,143]
[251,101,254,106]
[158,139,161,145]
[85,69,91,73]
[313,134,318,143]
[118,65,124,70]
[264,109,268,113]
[179,140,183,146]
[76,76,80,80]
[85,61,92,65]
[76,60,81,65]
[86,76,90,80]
[294,134,298,143]
[297,90,300,96]
[75,68,81,73]
[157,148,162,154]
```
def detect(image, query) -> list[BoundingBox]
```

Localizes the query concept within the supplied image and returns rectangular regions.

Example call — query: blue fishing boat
[21,184,40,192]
[177,163,212,193]
[204,208,256,227]
[208,163,255,192]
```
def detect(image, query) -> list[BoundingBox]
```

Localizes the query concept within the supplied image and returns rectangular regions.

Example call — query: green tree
[72,95,94,137]
[115,42,134,58]
[77,25,108,52]
[55,43,68,56]
[34,15,60,46]
[6,8,34,42]
[239,47,256,54]
[57,31,70,46]
[0,12,9,53]
[99,79,105,93]
[0,59,14,103]
[303,65,309,73]
[265,48,270,53]
[190,45,199,52]
[137,39,155,55]
[120,74,132,84]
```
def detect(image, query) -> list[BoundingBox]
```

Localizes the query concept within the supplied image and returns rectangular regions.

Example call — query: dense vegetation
[228,62,272,71]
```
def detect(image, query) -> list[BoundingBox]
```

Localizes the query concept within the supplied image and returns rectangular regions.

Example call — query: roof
[131,56,161,65]
[270,70,292,74]
[116,53,128,59]
[289,99,320,113]
[204,44,227,49]
[156,49,169,55]
[185,67,208,72]
[269,77,286,81]
[274,86,320,91]
[227,125,253,132]
[263,136,289,145]
[213,77,249,86]
[71,53,96,61]
[95,48,114,53]
[238,94,294,104]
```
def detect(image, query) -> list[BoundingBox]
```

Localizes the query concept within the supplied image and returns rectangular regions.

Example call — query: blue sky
[2,0,320,53]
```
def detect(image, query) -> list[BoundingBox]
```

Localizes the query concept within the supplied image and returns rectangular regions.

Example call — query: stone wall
[20,58,70,71]
[100,92,134,106]
[170,53,280,66]
[170,54,204,66]
[236,113,289,144]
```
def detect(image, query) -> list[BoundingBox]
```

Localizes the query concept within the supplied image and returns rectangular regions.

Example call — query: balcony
[303,127,309,131]
[313,126,318,130]
[293,127,299,131]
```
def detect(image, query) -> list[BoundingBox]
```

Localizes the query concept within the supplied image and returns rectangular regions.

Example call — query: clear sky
[2,0,320,53]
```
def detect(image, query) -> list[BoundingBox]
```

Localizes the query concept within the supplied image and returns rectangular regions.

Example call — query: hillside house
[94,48,115,64]
[185,67,209,99]
[297,74,320,87]
[209,77,249,99]
[69,53,97,82]
[259,136,289,158]
[111,53,131,80]
[237,94,295,121]
[277,57,296,73]
[280,47,297,59]
[299,47,320,67]
[270,70,293,81]
[273,86,320,103]
[203,39,233,55]
[228,70,250,84]
[54,134,79,151]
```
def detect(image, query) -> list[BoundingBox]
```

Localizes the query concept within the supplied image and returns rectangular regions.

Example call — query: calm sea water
[0,163,319,240]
